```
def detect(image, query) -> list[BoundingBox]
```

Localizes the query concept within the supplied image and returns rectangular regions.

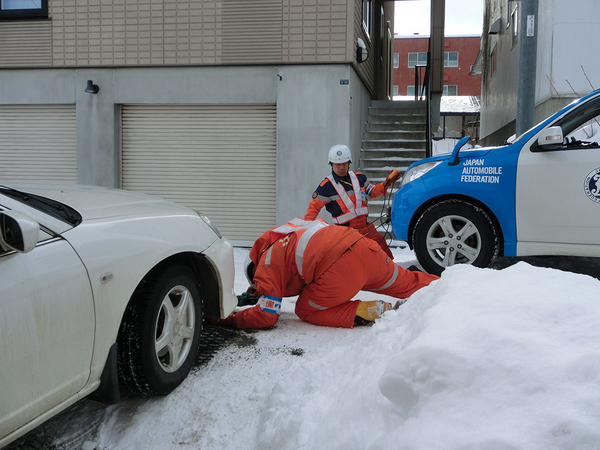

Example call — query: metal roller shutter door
[0,105,77,183]
[121,104,277,243]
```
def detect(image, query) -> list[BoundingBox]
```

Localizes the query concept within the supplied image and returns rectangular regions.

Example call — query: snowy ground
[8,246,600,450]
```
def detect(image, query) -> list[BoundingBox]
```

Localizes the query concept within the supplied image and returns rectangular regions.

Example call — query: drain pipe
[515,0,539,137]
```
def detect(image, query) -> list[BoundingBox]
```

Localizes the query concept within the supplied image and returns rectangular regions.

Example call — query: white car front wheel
[118,264,202,396]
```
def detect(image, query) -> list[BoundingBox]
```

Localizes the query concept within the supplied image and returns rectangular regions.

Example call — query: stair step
[368,114,426,123]
[364,150,420,158]
[363,140,425,150]
[366,122,425,132]
[370,100,427,109]
[361,162,420,171]
[364,130,425,140]
[361,155,422,162]
[359,100,428,225]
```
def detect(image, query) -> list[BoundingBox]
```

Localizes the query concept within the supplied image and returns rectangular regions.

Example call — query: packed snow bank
[257,263,600,450]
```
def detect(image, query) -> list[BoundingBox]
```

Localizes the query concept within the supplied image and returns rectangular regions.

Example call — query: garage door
[0,105,77,183]
[121,104,277,243]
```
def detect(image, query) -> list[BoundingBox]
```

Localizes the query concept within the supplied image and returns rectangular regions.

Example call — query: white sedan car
[0,184,237,448]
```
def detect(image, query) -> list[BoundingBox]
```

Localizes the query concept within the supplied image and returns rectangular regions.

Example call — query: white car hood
[4,183,197,221]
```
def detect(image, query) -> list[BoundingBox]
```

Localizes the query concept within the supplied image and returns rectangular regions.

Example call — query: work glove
[237,289,260,306]
[384,169,401,188]
[207,313,237,327]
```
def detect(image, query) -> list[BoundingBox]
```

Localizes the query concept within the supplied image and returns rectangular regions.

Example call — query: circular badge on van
[584,168,600,203]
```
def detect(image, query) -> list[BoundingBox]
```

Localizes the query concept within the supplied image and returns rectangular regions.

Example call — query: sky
[394,0,484,36]
[20,245,600,450]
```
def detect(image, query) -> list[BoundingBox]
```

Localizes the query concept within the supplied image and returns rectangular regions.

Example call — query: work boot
[354,300,393,326]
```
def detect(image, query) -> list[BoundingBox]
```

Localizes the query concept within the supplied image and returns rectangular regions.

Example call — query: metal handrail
[413,64,427,101]
[425,52,432,158]
[412,53,432,157]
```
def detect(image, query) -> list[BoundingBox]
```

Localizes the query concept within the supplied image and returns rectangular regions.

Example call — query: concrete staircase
[358,100,428,241]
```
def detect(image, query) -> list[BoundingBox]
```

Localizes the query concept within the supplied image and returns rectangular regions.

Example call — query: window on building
[362,0,372,39]
[444,51,459,67]
[408,52,428,68]
[393,85,399,96]
[0,0,47,19]
[490,45,497,77]
[443,85,458,96]
[393,53,399,69]
[511,6,519,47]
[407,85,426,97]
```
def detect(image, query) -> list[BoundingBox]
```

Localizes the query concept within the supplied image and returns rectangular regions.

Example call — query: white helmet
[328,144,352,164]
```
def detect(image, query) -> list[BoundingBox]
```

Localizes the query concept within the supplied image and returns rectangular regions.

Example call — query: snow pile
[257,263,600,450]
[440,95,480,113]
[392,95,480,113]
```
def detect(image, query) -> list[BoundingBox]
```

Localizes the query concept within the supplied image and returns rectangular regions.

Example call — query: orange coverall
[223,219,438,330]
[305,170,396,258]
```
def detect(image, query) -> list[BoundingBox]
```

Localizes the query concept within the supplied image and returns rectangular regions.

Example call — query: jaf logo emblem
[584,168,600,203]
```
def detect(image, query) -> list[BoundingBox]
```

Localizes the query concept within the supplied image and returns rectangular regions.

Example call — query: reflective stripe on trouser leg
[371,263,399,292]
[295,237,438,328]
[356,237,438,300]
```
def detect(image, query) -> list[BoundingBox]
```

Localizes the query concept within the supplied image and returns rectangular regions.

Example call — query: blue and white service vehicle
[391,89,600,276]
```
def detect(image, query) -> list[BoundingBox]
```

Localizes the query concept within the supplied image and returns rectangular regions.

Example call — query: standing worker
[214,218,438,330]
[305,144,400,258]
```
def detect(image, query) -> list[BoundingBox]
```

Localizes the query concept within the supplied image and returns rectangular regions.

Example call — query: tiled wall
[1,0,353,68]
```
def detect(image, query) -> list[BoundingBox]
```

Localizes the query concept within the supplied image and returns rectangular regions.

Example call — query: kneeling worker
[216,218,438,330]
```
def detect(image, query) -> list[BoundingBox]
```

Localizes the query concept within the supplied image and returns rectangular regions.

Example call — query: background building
[0,0,395,244]
[480,0,600,146]
[393,34,481,97]
[392,33,481,153]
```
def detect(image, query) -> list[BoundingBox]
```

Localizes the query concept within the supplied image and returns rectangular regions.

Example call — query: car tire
[117,264,202,396]
[412,200,499,276]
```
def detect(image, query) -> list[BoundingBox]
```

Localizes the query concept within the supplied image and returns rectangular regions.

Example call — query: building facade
[480,0,600,145]
[393,34,481,98]
[0,0,395,244]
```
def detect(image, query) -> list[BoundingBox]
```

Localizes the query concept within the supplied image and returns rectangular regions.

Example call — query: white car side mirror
[0,211,40,253]
[537,126,564,149]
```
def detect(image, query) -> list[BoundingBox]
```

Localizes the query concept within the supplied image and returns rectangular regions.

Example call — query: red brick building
[393,35,481,97]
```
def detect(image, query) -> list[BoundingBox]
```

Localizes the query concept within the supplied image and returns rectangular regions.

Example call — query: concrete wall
[0,0,353,68]
[0,64,370,226]
[480,0,520,144]
[275,64,370,224]
[542,0,600,99]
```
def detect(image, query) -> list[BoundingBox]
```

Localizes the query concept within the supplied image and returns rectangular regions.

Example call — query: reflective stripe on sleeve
[265,246,273,265]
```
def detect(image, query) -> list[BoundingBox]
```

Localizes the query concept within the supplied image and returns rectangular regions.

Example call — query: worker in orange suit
[305,144,401,259]
[215,218,438,330]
